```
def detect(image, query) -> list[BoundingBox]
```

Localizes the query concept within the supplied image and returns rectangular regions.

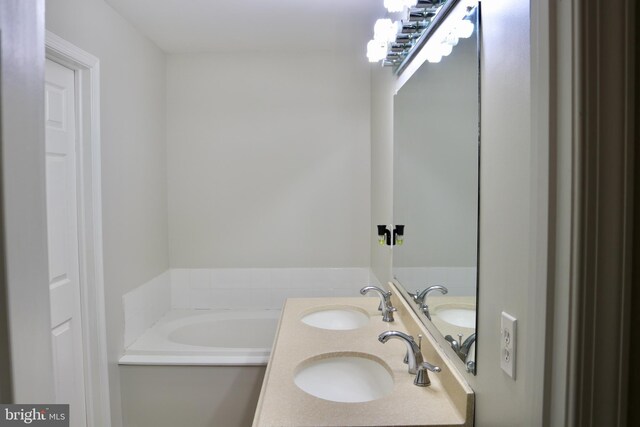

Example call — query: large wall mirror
[392,1,480,374]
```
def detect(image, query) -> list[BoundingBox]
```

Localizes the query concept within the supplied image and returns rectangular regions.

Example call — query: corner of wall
[369,66,395,284]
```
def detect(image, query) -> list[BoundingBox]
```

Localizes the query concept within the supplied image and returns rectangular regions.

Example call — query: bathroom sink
[300,307,369,330]
[434,306,476,329]
[294,355,393,403]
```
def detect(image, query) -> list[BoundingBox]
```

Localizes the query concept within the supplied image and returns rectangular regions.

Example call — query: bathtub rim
[119,308,281,366]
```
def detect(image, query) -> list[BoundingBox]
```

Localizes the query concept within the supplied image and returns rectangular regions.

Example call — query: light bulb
[424,40,442,63]
[367,39,389,62]
[444,32,459,47]
[463,0,478,15]
[384,0,404,13]
[439,41,453,56]
[384,0,416,13]
[426,51,442,63]
[455,19,474,39]
[374,19,400,43]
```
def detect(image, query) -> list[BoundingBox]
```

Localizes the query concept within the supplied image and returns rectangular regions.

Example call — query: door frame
[45,31,111,427]
[532,0,635,425]
[570,0,635,424]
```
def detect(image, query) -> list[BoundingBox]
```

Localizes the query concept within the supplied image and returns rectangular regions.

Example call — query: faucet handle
[420,302,432,320]
[466,360,476,373]
[410,290,421,304]
[381,305,396,322]
[414,361,442,387]
[380,290,392,311]
[445,335,460,352]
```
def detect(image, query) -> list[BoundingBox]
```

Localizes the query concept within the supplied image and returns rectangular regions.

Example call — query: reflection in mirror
[392,3,479,374]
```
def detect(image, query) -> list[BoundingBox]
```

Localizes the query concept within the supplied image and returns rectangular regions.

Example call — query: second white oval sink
[294,355,393,403]
[435,307,476,329]
[301,307,369,330]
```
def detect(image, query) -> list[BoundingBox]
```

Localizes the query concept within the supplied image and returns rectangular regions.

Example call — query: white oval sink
[294,355,393,403]
[301,307,369,330]
[435,307,476,329]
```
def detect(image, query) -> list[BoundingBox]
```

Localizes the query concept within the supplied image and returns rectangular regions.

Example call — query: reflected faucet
[412,285,448,305]
[360,285,396,322]
[378,330,441,386]
[445,333,476,365]
[412,285,448,320]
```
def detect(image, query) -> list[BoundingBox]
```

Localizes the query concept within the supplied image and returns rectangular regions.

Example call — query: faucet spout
[378,331,423,374]
[414,285,448,320]
[413,285,448,304]
[459,333,476,359]
[360,285,395,322]
[446,333,476,362]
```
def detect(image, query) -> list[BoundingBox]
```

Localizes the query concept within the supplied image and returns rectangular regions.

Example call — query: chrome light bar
[367,0,478,72]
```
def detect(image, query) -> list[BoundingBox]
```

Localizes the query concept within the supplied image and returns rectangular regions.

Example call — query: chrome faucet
[414,361,442,387]
[412,285,448,305]
[378,331,441,386]
[378,331,423,374]
[360,285,396,322]
[412,285,447,320]
[445,333,476,370]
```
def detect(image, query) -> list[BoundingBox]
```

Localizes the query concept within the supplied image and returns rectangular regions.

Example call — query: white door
[45,59,87,427]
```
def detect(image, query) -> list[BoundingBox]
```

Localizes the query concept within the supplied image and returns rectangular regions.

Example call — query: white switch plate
[500,312,517,379]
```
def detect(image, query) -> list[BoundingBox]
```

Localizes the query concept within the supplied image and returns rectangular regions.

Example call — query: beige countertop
[253,294,473,427]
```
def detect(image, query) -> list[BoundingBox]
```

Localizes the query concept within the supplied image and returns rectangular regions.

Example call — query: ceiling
[104,0,383,53]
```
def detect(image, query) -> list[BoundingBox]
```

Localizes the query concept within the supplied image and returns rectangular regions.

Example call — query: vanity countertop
[252,295,473,427]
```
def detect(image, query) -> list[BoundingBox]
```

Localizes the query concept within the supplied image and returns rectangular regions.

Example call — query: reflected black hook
[377,224,405,246]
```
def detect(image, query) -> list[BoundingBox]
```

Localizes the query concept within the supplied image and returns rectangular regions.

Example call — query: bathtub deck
[119,308,282,366]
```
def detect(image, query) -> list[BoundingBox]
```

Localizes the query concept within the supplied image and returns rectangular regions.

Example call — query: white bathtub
[119,309,281,366]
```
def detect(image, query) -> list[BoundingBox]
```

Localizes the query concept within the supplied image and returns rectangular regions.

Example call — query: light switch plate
[500,312,517,379]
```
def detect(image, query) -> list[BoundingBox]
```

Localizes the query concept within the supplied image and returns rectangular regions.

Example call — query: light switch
[500,311,517,379]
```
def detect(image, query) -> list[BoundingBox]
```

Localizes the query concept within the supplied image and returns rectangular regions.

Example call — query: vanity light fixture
[374,19,402,42]
[384,0,417,13]
[366,0,478,72]
[454,18,475,38]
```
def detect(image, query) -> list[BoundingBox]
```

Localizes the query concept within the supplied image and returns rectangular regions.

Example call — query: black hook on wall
[377,224,405,246]
[393,224,405,246]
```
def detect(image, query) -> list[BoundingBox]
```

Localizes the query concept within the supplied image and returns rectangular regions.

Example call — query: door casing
[45,31,111,427]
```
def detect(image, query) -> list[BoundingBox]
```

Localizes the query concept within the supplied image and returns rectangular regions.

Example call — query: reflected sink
[294,355,393,403]
[301,307,369,330]
[434,306,476,329]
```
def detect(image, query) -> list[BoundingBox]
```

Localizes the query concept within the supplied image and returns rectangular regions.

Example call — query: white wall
[468,0,547,424]
[1,0,56,403]
[166,52,371,268]
[369,67,395,284]
[45,1,169,425]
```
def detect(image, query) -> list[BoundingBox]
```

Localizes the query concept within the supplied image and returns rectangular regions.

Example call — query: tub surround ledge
[253,286,474,427]
[118,309,280,366]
